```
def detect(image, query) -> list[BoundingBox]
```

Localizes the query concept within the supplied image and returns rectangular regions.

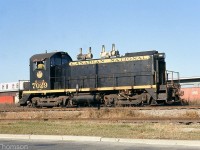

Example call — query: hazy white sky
[0,0,200,82]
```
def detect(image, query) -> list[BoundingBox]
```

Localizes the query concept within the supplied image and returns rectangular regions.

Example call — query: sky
[0,0,200,82]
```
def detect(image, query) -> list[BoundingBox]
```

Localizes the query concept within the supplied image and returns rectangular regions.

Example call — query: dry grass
[182,111,200,118]
[1,108,200,120]
[0,103,17,109]
[182,99,200,106]
[0,120,200,140]
[79,108,147,119]
[62,108,200,119]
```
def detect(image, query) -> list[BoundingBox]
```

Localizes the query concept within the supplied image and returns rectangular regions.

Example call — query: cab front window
[33,61,46,70]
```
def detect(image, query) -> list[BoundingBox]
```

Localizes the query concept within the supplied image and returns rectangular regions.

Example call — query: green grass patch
[0,121,200,140]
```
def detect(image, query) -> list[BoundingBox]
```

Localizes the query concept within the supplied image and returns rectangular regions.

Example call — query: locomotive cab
[30,51,72,90]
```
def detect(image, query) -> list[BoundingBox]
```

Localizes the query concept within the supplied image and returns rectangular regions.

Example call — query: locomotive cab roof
[30,51,72,62]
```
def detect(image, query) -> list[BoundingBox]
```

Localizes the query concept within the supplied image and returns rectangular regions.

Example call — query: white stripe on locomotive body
[23,85,157,94]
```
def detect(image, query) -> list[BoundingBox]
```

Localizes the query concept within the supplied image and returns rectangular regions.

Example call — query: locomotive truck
[19,44,182,107]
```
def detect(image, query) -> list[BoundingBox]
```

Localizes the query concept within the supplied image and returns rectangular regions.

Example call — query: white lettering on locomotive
[69,55,150,66]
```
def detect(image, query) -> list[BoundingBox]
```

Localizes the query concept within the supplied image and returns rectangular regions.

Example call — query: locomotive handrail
[67,71,152,79]
[50,72,154,89]
[50,72,153,81]
[166,70,180,85]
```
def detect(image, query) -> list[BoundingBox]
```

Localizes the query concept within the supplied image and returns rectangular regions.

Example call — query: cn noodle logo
[37,71,43,78]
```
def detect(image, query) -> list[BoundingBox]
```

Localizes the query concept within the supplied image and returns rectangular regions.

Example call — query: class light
[157,53,166,59]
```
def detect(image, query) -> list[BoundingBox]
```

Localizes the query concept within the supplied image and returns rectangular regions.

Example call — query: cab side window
[61,54,68,64]
[50,55,61,67]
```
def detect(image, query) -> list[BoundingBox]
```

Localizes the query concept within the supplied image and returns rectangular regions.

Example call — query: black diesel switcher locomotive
[19,44,182,107]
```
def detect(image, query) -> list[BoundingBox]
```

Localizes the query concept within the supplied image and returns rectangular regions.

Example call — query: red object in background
[181,87,200,101]
[0,96,14,104]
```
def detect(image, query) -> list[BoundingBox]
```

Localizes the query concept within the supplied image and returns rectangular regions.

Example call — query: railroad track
[1,105,200,112]
[0,117,199,124]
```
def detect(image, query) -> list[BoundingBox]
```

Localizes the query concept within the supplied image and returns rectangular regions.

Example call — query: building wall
[0,81,29,92]
[0,96,15,104]
[0,92,19,104]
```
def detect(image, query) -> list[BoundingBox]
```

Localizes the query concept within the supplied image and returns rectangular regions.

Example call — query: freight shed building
[0,81,28,104]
